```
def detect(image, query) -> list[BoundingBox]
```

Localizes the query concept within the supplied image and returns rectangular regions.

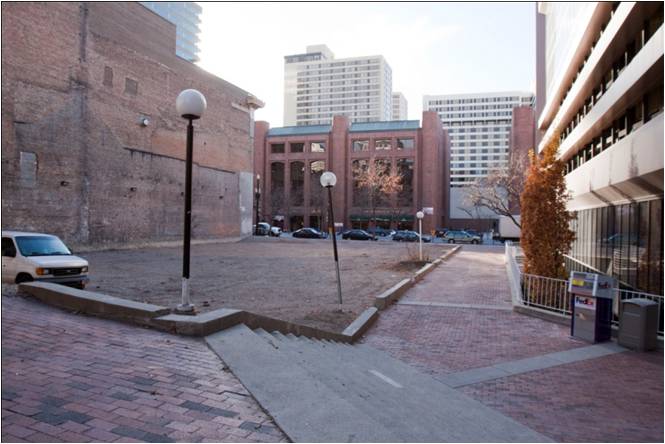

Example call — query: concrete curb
[18,282,354,342]
[373,245,461,311]
[342,307,379,341]
[18,282,170,326]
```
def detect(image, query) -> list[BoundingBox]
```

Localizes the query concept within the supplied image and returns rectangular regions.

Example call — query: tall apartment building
[392,92,408,120]
[536,2,663,295]
[423,92,534,230]
[283,45,393,126]
[424,92,535,187]
[254,112,450,233]
[141,2,202,62]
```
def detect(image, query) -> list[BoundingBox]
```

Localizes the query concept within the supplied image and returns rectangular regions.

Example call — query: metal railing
[505,242,664,336]
[521,273,570,315]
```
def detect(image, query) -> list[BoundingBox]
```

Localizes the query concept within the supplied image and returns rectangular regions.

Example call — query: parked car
[465,229,480,237]
[292,228,327,239]
[254,222,281,237]
[1,231,89,289]
[392,230,432,243]
[434,228,449,238]
[366,227,395,237]
[342,229,377,241]
[444,230,481,244]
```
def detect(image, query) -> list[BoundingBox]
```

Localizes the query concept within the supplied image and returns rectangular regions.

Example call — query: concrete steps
[205,325,551,443]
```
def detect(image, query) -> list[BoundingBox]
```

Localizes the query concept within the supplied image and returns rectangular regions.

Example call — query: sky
[198,2,535,126]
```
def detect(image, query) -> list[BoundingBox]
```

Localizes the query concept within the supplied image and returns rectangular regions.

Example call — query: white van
[1,231,89,289]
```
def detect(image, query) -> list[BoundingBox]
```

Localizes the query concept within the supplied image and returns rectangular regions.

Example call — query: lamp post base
[175,303,195,314]
[175,278,195,315]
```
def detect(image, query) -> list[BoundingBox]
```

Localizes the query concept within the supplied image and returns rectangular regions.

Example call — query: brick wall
[508,106,536,213]
[254,113,450,232]
[1,2,258,248]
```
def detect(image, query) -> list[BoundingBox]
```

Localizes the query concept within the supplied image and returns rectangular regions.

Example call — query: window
[396,158,414,206]
[375,139,391,150]
[352,159,369,206]
[310,161,326,207]
[397,138,414,150]
[124,78,138,96]
[290,142,304,153]
[353,140,369,152]
[311,141,326,153]
[1,238,16,257]
[270,162,285,212]
[271,143,285,154]
[290,161,305,206]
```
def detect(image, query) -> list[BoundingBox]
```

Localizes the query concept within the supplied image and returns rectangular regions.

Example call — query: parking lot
[78,236,453,332]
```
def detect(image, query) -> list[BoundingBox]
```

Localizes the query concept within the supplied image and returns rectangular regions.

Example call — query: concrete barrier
[342,307,379,341]
[19,282,170,326]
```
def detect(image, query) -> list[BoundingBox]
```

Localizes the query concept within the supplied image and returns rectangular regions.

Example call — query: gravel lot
[75,237,452,332]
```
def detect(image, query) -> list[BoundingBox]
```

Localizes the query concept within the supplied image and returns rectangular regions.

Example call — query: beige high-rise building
[392,92,408,120]
[283,45,393,126]
[536,2,663,295]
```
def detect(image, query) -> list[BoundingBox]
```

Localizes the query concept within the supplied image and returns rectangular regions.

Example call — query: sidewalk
[361,245,664,442]
[1,291,287,443]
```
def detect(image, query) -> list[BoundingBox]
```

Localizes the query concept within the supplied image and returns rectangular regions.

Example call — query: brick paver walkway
[362,245,664,442]
[363,246,587,376]
[1,292,288,443]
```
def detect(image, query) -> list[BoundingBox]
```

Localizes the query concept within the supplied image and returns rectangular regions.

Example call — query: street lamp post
[320,171,342,308]
[175,89,207,314]
[254,174,261,236]
[416,210,424,262]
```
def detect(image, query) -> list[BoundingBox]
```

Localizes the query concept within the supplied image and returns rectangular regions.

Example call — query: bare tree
[464,150,528,229]
[352,160,403,229]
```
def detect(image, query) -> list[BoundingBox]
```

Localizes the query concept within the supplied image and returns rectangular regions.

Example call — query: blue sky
[198,2,535,125]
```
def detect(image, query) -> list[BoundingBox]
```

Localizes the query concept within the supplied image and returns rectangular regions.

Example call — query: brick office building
[254,111,450,234]
[508,105,536,214]
[1,2,262,247]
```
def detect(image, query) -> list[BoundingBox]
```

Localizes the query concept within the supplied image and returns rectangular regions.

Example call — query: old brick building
[254,112,450,234]
[1,2,261,247]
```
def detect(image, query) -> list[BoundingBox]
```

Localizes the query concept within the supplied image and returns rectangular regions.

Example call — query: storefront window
[270,162,285,213]
[271,143,285,154]
[310,161,325,208]
[352,159,369,206]
[290,161,304,206]
[396,158,414,206]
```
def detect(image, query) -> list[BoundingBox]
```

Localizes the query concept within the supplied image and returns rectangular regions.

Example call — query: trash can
[569,271,615,343]
[618,299,659,351]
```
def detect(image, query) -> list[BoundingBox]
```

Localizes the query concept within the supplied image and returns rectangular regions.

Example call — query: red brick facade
[508,106,536,213]
[1,2,259,247]
[253,112,450,233]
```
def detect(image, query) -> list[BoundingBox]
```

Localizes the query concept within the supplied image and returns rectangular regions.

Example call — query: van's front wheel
[15,273,33,284]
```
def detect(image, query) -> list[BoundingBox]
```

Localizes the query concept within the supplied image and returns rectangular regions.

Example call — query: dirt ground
[78,237,452,332]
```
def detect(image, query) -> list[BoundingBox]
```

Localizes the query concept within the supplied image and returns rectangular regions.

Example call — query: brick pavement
[363,247,587,377]
[362,246,664,442]
[1,292,288,443]
[461,351,663,442]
